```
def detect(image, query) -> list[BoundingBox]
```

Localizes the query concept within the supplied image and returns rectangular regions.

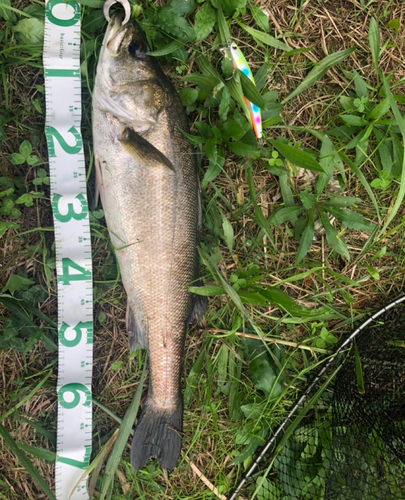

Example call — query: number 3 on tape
[44,1,93,499]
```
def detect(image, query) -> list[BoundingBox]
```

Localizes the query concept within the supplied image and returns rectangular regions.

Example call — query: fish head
[94,13,171,131]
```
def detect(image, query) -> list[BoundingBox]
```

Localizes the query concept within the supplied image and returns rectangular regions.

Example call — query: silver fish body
[92,13,206,471]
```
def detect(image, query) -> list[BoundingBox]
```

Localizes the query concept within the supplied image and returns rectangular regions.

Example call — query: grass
[1,0,405,499]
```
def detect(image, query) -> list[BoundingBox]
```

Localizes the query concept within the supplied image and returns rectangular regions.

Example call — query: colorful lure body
[227,41,262,139]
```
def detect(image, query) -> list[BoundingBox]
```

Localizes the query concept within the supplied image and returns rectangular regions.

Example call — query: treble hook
[103,0,131,25]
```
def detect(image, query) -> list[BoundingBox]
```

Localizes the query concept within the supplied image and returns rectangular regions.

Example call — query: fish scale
[92,13,206,471]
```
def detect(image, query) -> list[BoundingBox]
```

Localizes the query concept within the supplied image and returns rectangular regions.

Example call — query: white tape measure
[43,1,93,498]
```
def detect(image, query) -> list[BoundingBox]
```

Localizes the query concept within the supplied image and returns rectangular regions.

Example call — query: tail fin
[131,398,183,471]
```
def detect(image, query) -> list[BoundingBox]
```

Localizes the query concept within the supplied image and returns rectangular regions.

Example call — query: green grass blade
[237,70,266,108]
[238,22,291,51]
[368,17,380,73]
[99,362,147,500]
[0,368,53,423]
[246,167,276,249]
[295,212,314,264]
[19,417,56,447]
[216,4,231,44]
[282,48,354,103]
[270,139,325,173]
[0,423,57,500]
[147,40,184,57]
[378,74,405,235]
[17,443,56,462]
[338,151,381,223]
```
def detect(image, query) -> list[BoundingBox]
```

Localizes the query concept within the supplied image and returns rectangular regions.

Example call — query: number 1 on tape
[43,1,93,498]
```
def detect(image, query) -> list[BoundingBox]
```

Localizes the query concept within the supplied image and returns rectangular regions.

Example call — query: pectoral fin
[118,128,176,173]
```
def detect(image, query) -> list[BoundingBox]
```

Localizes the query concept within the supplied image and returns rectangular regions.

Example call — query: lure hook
[103,0,131,25]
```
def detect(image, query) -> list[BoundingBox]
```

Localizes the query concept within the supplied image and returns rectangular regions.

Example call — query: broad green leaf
[322,196,361,208]
[391,129,403,178]
[221,212,234,252]
[366,265,380,281]
[283,48,354,103]
[300,190,317,210]
[239,291,268,307]
[19,140,32,158]
[295,215,314,264]
[249,4,269,32]
[12,18,44,44]
[238,22,290,51]
[226,141,258,157]
[318,209,350,260]
[178,128,204,146]
[167,0,196,15]
[226,75,250,120]
[147,40,184,56]
[237,70,266,108]
[216,4,231,44]
[353,71,368,99]
[195,121,214,138]
[339,114,366,127]
[249,351,279,397]
[254,63,269,92]
[201,157,223,187]
[189,285,224,296]
[179,87,199,106]
[194,2,216,41]
[9,153,25,165]
[367,98,390,120]
[205,137,217,164]
[0,0,15,21]
[3,274,35,294]
[323,206,375,231]
[196,54,224,83]
[386,19,400,32]
[0,424,56,500]
[368,17,380,72]
[269,206,304,225]
[218,86,230,120]
[182,73,220,94]
[221,0,247,15]
[220,120,245,141]
[270,139,325,173]
[262,115,283,128]
[156,9,196,42]
[315,135,335,196]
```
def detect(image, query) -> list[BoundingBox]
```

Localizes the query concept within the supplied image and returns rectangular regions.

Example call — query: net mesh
[229,299,405,500]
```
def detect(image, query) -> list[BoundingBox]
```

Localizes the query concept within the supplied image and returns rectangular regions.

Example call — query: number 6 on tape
[43,1,93,499]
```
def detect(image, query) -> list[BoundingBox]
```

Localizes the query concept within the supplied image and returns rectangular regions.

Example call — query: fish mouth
[103,13,149,58]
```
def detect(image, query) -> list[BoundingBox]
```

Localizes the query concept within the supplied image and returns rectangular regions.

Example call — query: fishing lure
[227,40,262,140]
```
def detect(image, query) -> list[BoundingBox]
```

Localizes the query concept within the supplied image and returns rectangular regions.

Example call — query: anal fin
[126,301,147,351]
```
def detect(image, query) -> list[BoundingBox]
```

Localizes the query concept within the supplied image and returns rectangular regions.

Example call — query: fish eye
[128,40,147,58]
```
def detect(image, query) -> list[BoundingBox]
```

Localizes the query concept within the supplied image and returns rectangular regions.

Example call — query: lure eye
[231,43,237,50]
[128,40,148,58]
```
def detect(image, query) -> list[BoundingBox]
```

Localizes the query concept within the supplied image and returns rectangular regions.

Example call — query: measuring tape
[43,1,93,498]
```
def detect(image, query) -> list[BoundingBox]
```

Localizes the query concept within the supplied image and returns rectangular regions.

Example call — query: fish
[92,12,206,471]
